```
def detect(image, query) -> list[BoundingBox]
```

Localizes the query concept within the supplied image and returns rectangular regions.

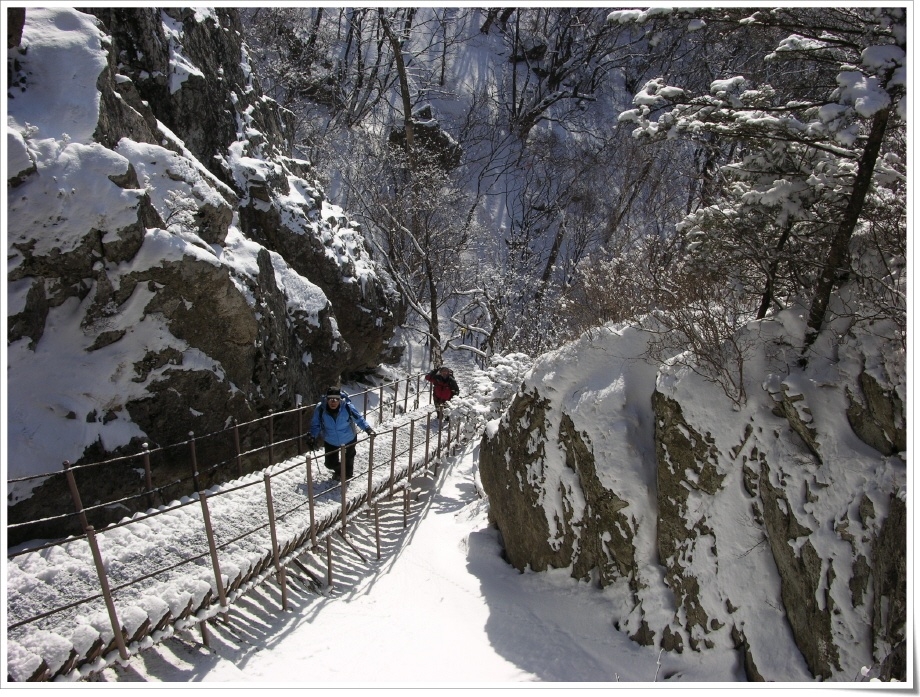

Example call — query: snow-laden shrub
[450,353,533,431]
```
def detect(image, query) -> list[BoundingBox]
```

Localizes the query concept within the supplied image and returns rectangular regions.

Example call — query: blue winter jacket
[310,397,371,447]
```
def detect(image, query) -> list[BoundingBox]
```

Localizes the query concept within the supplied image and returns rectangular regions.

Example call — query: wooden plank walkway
[6,404,468,682]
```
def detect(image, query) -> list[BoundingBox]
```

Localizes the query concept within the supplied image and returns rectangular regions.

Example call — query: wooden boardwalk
[6,402,469,682]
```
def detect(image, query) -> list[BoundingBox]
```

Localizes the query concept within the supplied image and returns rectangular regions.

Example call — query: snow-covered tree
[613,7,906,359]
[493,8,637,141]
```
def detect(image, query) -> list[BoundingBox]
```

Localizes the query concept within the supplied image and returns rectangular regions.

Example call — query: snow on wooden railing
[7,394,471,682]
[7,373,429,548]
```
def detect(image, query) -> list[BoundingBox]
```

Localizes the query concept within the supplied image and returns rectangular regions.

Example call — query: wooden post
[85,526,130,661]
[403,487,408,528]
[403,376,410,413]
[306,454,317,549]
[233,419,243,478]
[62,461,90,532]
[62,461,129,661]
[264,473,288,611]
[414,373,422,410]
[339,444,348,534]
[389,426,397,499]
[189,432,200,491]
[379,385,385,422]
[367,431,375,505]
[326,536,333,588]
[141,444,154,509]
[268,410,275,468]
[374,502,381,560]
[392,381,398,418]
[407,418,415,485]
[435,422,443,477]
[199,491,230,622]
[424,412,432,474]
[297,408,304,455]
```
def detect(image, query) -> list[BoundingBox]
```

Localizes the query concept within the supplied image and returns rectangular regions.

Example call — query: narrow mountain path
[6,393,471,682]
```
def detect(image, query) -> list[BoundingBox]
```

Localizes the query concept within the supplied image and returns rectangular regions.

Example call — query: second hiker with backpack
[425,366,460,421]
[307,387,375,480]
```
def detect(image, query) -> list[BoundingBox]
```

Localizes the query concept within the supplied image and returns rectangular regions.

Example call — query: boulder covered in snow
[479,307,906,682]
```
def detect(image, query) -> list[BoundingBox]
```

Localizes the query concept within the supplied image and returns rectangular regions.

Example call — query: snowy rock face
[479,311,906,682]
[6,8,398,527]
[479,391,637,588]
[79,7,400,371]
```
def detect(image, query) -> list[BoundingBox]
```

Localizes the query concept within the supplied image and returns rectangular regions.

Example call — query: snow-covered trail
[88,436,742,686]
[97,440,534,683]
[5,392,461,682]
[10,354,747,686]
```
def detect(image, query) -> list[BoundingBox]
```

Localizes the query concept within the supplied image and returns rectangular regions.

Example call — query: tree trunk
[380,12,415,167]
[804,102,894,351]
[535,217,565,307]
[428,266,442,366]
[439,14,448,86]
[305,8,322,56]
[480,8,498,34]
[756,224,793,319]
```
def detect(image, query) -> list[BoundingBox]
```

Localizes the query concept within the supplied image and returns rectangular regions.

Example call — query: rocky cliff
[6,8,399,517]
[479,309,906,682]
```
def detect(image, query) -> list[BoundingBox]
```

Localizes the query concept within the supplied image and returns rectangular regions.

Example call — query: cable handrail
[6,373,429,549]
[6,372,428,483]
[8,425,463,665]
[6,384,472,683]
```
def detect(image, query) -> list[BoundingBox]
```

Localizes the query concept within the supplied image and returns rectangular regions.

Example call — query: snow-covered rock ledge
[6,7,400,536]
[479,307,906,682]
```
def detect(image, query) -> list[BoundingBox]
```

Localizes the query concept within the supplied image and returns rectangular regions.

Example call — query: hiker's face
[327,397,340,406]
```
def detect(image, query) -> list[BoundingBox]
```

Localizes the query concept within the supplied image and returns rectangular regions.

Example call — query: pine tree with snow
[612,7,906,358]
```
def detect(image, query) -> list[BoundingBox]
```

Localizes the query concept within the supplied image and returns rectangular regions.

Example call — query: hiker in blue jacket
[308,387,375,480]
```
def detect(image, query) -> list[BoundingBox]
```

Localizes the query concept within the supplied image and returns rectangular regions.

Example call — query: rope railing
[6,379,472,683]
[5,381,433,551]
[7,373,426,484]
[6,373,430,547]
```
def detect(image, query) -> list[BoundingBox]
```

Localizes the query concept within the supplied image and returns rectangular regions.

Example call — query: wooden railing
[6,373,429,547]
[6,373,471,682]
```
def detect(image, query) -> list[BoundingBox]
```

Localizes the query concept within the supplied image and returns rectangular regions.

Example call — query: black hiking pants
[324,438,357,479]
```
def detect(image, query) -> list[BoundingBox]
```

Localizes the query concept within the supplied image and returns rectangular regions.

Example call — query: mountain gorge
[5,6,907,684]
